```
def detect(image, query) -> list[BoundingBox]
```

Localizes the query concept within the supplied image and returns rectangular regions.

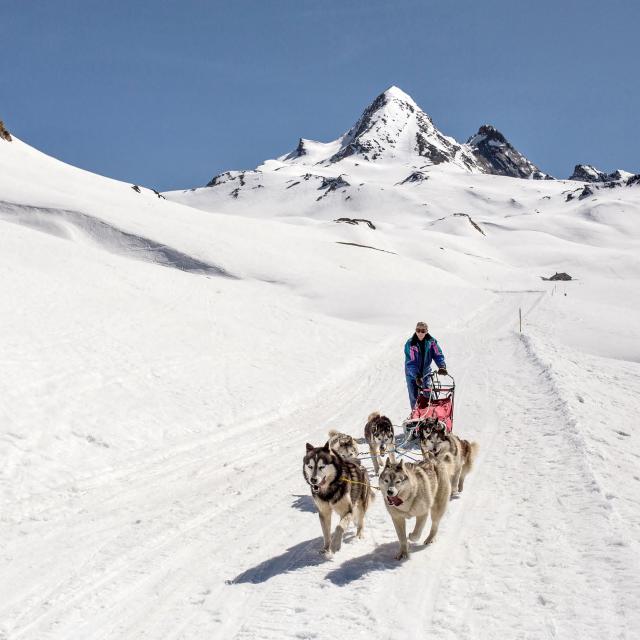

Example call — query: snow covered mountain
[261,86,545,176]
[279,86,475,169]
[169,87,556,218]
[2,106,640,640]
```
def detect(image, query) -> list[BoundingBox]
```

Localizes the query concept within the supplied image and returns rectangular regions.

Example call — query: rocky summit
[467,125,551,180]
[569,164,633,183]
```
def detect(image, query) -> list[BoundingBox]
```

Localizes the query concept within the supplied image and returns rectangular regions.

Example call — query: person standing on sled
[404,321,448,410]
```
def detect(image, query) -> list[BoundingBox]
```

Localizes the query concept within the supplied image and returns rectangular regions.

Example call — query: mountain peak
[381,85,418,106]
[326,86,477,169]
[467,125,551,180]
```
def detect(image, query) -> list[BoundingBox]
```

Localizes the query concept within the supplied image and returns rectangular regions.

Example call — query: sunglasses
[416,329,427,334]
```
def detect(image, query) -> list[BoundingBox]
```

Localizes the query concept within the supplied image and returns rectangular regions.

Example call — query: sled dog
[364,412,395,475]
[419,418,478,498]
[327,429,359,460]
[303,442,373,555]
[417,416,446,460]
[379,456,453,560]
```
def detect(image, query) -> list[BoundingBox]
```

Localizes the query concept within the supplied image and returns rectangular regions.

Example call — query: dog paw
[395,549,409,560]
[423,536,436,546]
[319,547,333,557]
[450,492,460,500]
[330,536,342,553]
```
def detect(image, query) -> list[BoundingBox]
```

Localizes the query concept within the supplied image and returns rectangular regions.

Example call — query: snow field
[1,126,640,638]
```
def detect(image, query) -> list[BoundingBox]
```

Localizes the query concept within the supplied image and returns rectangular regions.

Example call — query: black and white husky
[364,412,395,475]
[303,442,373,555]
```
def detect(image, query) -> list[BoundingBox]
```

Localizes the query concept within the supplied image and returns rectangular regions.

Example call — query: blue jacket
[404,333,446,383]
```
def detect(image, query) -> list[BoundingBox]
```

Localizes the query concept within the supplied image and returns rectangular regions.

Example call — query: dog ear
[306,443,314,452]
[383,456,392,469]
[399,459,406,472]
[322,441,331,452]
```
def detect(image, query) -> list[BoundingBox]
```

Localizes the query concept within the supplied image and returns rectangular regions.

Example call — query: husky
[327,429,359,460]
[417,416,446,460]
[379,455,453,560]
[303,442,373,555]
[364,412,395,475]
[419,418,479,499]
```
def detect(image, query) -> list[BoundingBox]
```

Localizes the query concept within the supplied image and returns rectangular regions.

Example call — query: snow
[382,84,419,105]
[1,104,640,640]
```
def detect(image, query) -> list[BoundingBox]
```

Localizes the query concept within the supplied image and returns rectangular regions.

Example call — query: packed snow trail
[2,292,638,639]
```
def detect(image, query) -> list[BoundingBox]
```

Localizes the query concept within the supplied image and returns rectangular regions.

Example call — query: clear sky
[2,0,638,190]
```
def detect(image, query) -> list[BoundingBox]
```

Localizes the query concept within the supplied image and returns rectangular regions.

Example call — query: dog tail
[435,452,454,504]
[366,411,380,423]
[328,429,339,437]
[366,479,375,505]
[359,465,375,508]
[467,442,479,470]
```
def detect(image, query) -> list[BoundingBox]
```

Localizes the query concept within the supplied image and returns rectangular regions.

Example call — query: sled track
[3,295,638,639]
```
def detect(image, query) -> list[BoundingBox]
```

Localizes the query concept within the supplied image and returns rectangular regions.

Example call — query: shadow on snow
[324,542,405,586]
[290,494,316,513]
[227,537,327,584]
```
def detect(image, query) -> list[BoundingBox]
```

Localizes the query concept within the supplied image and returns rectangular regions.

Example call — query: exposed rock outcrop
[397,171,429,185]
[570,164,635,183]
[335,217,376,229]
[541,272,572,281]
[467,125,551,180]
[0,120,12,142]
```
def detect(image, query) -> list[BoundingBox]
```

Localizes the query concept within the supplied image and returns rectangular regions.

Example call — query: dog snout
[310,476,318,485]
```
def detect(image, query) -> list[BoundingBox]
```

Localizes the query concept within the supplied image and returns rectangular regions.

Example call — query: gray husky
[327,429,359,460]
[419,417,479,499]
[364,412,395,475]
[379,455,453,560]
[303,442,373,555]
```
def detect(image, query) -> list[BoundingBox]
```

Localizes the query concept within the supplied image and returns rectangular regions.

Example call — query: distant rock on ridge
[570,164,634,183]
[0,120,12,142]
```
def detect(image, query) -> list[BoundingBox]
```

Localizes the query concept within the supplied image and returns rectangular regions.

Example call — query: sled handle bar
[426,371,455,386]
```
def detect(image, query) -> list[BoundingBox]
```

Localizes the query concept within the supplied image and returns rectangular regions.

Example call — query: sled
[402,371,455,440]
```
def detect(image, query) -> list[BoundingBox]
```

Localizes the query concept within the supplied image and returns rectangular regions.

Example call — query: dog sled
[402,371,455,440]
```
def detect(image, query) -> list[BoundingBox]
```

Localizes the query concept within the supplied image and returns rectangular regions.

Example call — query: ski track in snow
[2,293,638,639]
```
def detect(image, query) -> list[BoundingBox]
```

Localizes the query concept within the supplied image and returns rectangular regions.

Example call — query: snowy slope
[1,95,640,640]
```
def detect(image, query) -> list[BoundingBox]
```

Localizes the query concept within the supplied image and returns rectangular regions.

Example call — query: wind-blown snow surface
[2,131,640,639]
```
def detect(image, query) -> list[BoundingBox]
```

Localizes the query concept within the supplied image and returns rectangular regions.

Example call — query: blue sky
[2,0,638,190]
